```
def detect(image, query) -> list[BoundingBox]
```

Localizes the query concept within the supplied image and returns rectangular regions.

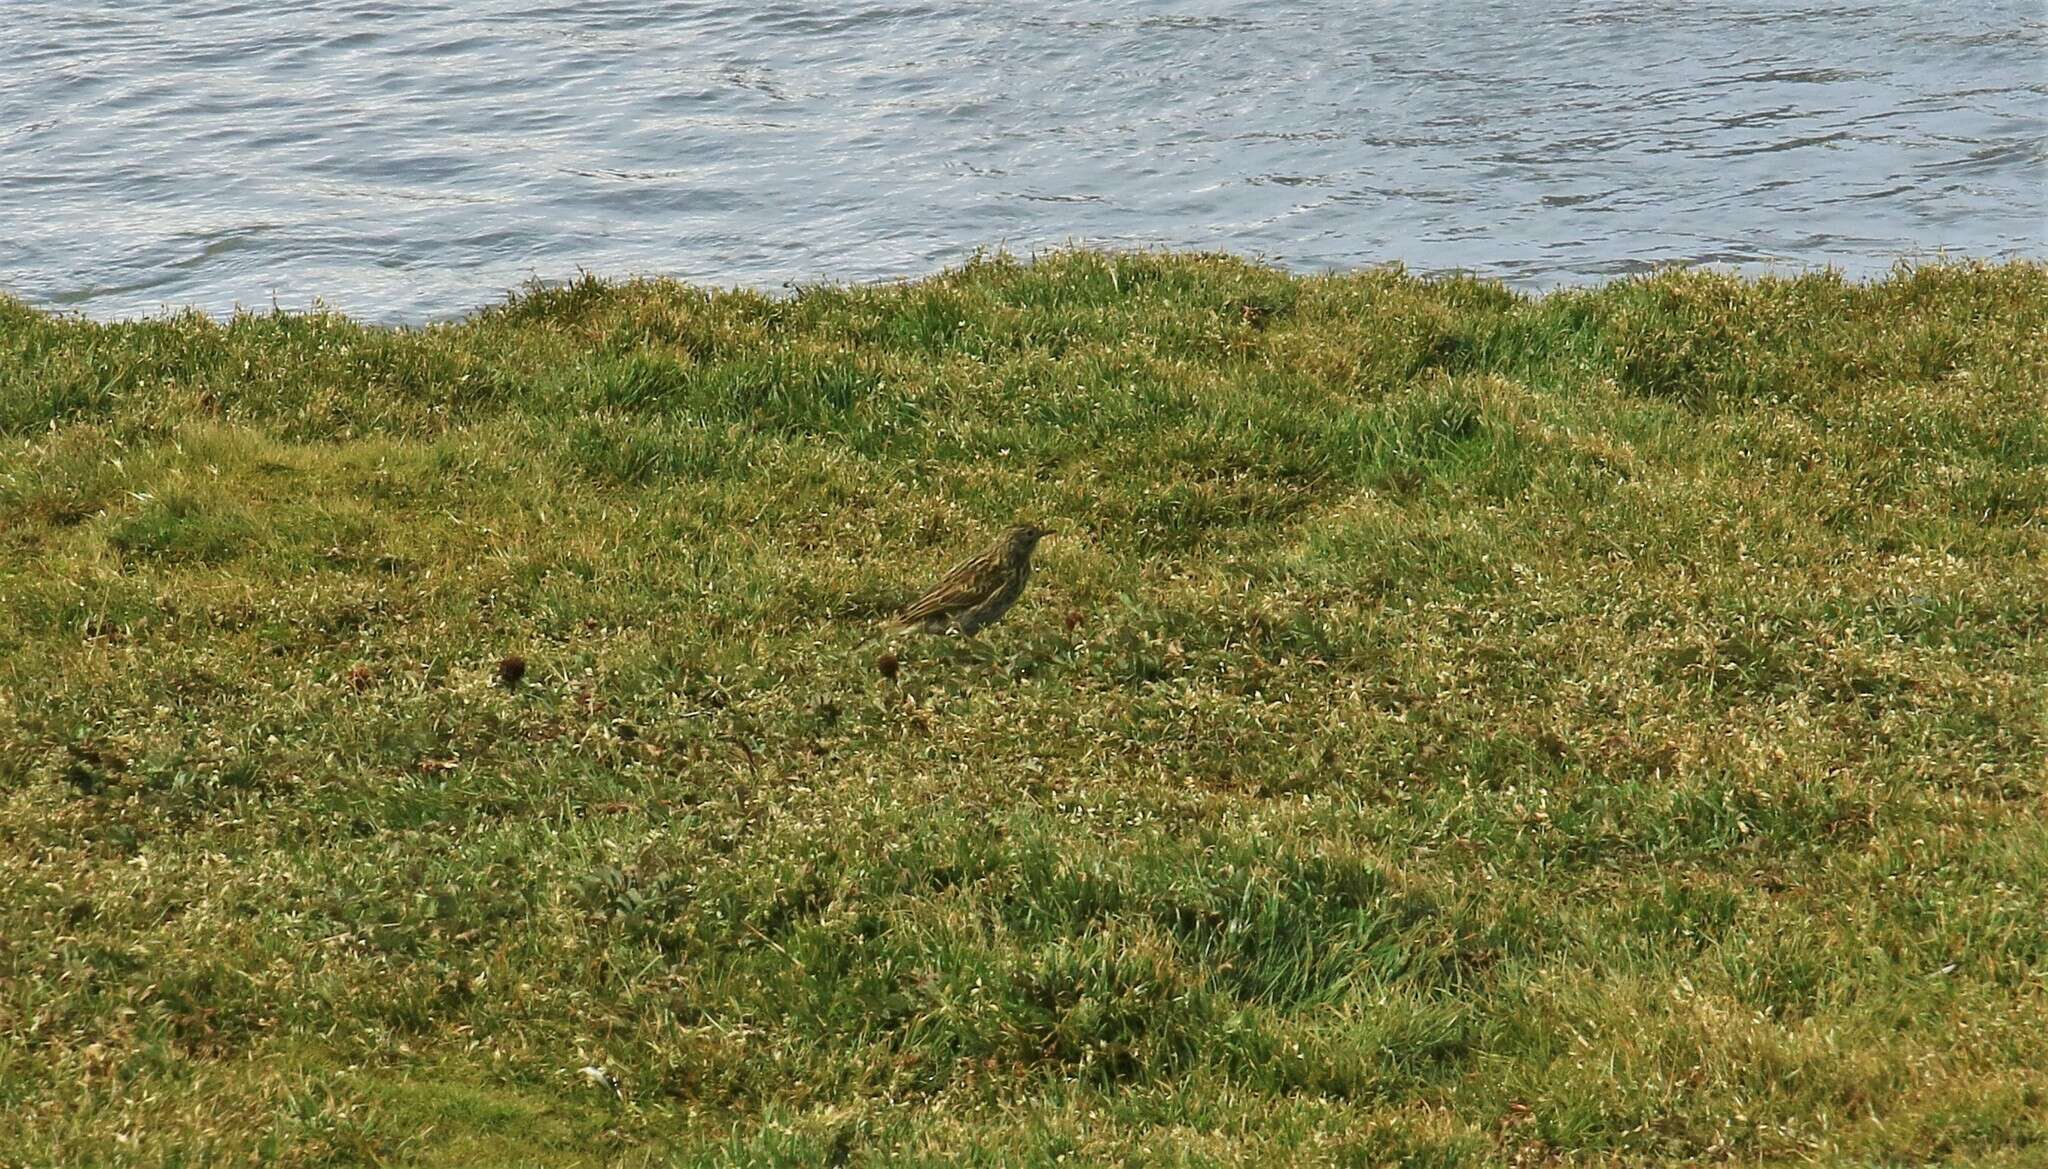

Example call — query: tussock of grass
[2,251,2044,1166]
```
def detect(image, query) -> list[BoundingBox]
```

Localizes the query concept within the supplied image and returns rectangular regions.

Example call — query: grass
[1,249,2043,1167]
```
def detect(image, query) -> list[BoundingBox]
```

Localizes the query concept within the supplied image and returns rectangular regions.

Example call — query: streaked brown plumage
[892,523,1053,635]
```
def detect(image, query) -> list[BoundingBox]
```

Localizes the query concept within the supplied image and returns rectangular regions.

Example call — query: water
[3,1,2043,324]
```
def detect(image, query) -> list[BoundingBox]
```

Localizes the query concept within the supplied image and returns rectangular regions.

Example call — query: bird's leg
[931,628,997,665]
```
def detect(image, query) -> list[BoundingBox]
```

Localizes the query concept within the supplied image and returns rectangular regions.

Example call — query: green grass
[2,250,2044,1167]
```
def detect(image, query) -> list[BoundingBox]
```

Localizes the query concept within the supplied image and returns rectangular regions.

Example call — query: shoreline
[7,245,2040,330]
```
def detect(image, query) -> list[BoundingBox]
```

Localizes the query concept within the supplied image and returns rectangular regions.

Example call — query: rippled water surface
[4,1,2043,322]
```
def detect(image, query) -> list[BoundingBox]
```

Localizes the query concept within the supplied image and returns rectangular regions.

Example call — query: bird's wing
[892,556,984,625]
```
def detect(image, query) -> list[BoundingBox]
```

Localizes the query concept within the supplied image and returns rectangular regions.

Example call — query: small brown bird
[891,523,1054,636]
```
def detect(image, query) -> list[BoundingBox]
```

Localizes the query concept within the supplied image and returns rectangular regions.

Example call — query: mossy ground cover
[1,252,2043,1166]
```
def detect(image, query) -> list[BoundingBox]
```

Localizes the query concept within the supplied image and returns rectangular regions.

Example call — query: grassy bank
[2,252,2044,1167]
